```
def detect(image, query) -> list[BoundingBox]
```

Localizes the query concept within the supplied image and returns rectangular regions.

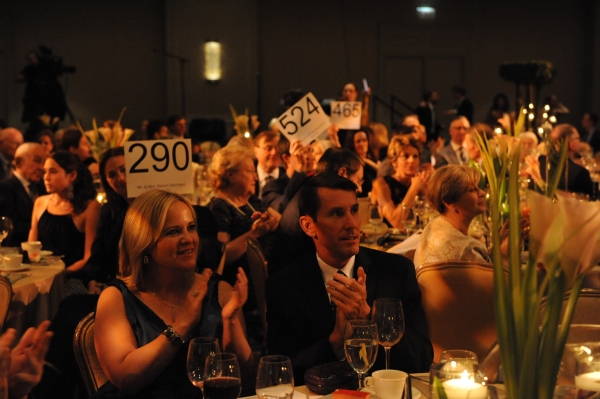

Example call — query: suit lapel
[299,253,335,332]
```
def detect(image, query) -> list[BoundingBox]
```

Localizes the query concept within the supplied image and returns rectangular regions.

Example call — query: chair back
[246,238,269,354]
[73,312,108,395]
[539,288,600,325]
[416,260,503,362]
[0,276,12,328]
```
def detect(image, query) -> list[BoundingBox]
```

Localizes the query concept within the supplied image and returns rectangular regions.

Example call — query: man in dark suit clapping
[0,143,47,246]
[266,174,433,384]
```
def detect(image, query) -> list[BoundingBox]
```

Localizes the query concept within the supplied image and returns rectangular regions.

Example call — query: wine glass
[187,337,220,393]
[369,205,383,227]
[401,207,416,235]
[203,352,242,399]
[344,320,378,389]
[256,355,294,399]
[371,298,404,369]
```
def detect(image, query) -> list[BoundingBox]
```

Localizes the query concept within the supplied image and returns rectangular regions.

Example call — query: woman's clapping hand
[222,268,248,321]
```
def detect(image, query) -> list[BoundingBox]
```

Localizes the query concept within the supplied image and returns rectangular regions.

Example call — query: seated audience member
[253,130,284,200]
[167,114,187,138]
[435,116,471,168]
[311,139,333,169]
[370,122,389,161]
[57,128,98,177]
[266,174,433,384]
[414,165,490,266]
[463,124,495,188]
[29,151,100,294]
[0,321,52,399]
[278,147,364,238]
[36,129,56,155]
[0,127,24,179]
[208,144,279,346]
[533,124,594,198]
[34,148,225,399]
[94,189,252,398]
[262,137,314,213]
[146,119,170,140]
[345,127,379,196]
[484,92,513,131]
[370,137,430,228]
[0,143,47,246]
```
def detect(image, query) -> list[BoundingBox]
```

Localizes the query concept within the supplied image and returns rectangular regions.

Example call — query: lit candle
[575,371,600,393]
[441,371,487,399]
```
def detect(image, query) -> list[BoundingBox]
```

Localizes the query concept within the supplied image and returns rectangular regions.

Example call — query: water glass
[344,320,378,389]
[575,347,600,399]
[256,355,294,399]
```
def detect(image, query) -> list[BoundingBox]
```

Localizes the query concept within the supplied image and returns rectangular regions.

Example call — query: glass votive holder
[575,346,600,398]
[431,360,487,399]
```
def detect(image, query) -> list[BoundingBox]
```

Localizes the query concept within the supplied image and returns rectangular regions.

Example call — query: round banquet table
[3,261,66,339]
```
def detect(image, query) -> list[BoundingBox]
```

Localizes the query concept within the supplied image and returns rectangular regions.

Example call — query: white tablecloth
[4,261,66,338]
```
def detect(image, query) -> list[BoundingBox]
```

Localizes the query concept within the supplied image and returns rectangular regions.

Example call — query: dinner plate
[0,264,30,272]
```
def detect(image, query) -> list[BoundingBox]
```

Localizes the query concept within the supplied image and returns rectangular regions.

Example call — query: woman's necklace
[220,195,257,216]
[151,290,186,322]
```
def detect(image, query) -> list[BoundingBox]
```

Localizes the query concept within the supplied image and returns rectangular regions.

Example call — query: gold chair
[0,276,13,329]
[73,312,108,396]
[416,260,504,362]
[246,238,268,354]
[539,288,600,325]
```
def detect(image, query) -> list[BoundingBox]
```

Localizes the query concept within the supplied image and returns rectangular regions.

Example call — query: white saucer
[0,264,30,272]
[40,250,53,257]
[361,386,421,399]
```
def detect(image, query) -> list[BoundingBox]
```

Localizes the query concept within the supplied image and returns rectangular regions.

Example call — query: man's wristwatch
[162,325,185,345]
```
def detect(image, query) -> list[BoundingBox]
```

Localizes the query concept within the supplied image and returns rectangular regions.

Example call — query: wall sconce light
[416,6,436,20]
[204,40,222,81]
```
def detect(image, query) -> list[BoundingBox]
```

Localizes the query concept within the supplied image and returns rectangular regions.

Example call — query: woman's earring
[143,255,149,265]
[68,184,74,199]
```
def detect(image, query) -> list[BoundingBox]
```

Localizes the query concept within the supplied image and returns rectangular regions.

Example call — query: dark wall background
[1,0,598,136]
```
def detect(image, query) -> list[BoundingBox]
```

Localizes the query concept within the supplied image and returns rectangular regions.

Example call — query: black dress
[381,176,410,226]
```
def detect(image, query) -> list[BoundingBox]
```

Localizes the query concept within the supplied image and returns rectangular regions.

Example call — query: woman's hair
[427,165,480,214]
[387,136,421,162]
[207,144,254,190]
[50,151,96,214]
[344,126,379,161]
[99,147,128,214]
[58,128,83,151]
[119,189,196,289]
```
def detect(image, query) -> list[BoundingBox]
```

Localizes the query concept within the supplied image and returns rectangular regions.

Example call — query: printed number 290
[128,142,190,173]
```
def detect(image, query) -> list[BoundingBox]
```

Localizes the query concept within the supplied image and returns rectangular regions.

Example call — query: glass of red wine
[203,352,242,399]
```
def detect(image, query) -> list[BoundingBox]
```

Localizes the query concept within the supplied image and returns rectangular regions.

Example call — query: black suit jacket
[456,98,474,124]
[538,156,594,197]
[0,176,45,247]
[254,165,286,201]
[587,128,600,154]
[266,247,433,384]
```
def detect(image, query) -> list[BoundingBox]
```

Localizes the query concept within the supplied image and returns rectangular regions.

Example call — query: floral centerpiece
[77,107,135,161]
[474,131,600,399]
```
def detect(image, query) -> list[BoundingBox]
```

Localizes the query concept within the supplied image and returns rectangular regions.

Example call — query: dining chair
[73,312,108,395]
[416,260,504,362]
[246,237,269,355]
[0,276,13,329]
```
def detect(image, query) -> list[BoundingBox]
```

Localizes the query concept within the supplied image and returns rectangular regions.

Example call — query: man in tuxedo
[266,174,433,384]
[253,130,284,199]
[435,116,470,168]
[0,128,24,180]
[0,143,46,246]
[415,90,440,142]
[581,112,600,154]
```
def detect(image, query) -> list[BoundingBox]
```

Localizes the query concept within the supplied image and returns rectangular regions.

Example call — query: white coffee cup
[2,254,23,270]
[22,241,42,262]
[365,369,408,399]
